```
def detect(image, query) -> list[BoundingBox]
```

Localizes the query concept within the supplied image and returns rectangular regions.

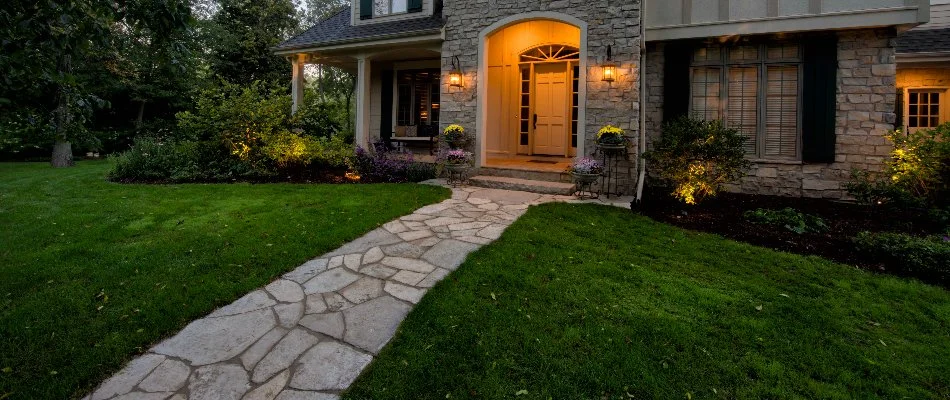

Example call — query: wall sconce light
[449,55,463,88]
[602,45,616,83]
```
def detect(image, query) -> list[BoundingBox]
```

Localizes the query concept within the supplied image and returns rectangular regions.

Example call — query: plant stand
[444,164,470,187]
[571,172,600,199]
[595,143,628,198]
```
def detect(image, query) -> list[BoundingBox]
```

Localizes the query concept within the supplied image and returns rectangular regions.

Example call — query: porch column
[291,54,306,114]
[355,54,372,149]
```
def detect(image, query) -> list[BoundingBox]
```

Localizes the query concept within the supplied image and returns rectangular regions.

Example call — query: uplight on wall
[449,55,463,88]
[602,45,616,83]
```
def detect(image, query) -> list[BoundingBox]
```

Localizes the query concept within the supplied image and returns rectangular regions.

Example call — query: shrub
[744,208,829,234]
[853,231,950,284]
[292,101,342,139]
[108,137,186,182]
[846,124,950,210]
[352,144,435,183]
[645,116,752,205]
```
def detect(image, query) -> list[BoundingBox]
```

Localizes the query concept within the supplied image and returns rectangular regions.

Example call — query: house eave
[897,52,950,65]
[273,30,443,55]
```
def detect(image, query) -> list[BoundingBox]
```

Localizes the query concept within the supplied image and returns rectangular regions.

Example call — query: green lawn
[0,161,449,399]
[345,203,950,400]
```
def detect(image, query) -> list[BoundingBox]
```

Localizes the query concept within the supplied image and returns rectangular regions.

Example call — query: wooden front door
[533,63,569,156]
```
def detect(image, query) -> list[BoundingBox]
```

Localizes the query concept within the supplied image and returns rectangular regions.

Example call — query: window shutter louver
[664,42,691,123]
[360,0,373,19]
[802,36,838,163]
[408,0,423,12]
[727,67,759,154]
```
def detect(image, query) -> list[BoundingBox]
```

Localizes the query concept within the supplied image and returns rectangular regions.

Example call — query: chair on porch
[389,124,439,155]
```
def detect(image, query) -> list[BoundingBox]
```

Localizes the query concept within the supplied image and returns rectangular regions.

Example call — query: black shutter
[381,71,394,142]
[360,0,372,19]
[895,88,904,130]
[663,42,691,123]
[408,0,423,12]
[802,36,838,163]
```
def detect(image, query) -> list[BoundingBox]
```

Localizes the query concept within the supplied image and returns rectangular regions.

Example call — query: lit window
[690,42,802,160]
[907,90,945,130]
[396,69,440,127]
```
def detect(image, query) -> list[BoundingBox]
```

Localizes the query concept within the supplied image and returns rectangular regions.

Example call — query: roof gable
[275,7,443,52]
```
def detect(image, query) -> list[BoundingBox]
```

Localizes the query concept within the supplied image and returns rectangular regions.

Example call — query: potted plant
[568,157,603,185]
[596,125,627,149]
[443,149,473,173]
[443,124,469,149]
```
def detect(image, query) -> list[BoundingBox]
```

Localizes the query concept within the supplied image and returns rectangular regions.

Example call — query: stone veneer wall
[440,0,642,194]
[643,29,898,199]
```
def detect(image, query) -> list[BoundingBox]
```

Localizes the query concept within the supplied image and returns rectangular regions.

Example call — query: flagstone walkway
[87,184,632,400]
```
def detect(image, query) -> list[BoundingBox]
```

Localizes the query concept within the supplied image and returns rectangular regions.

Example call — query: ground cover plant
[345,203,950,399]
[0,161,449,399]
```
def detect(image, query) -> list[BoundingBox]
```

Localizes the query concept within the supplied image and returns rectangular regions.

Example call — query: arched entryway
[478,15,586,169]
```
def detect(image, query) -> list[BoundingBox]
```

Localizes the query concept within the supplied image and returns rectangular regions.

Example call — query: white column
[291,55,306,114]
[354,55,372,149]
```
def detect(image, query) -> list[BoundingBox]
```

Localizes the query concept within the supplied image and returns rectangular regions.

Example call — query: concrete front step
[468,175,576,195]
[476,166,569,183]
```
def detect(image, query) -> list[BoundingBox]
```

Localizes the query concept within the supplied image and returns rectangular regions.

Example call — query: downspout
[633,0,648,210]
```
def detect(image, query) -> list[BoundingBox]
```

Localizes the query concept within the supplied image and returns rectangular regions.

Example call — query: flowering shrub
[568,157,603,175]
[443,149,473,165]
[597,125,626,145]
[645,116,751,205]
[352,144,436,183]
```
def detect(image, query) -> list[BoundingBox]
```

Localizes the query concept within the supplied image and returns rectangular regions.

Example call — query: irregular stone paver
[290,342,373,391]
[243,370,289,400]
[266,280,305,303]
[342,296,412,353]
[91,353,165,400]
[93,184,626,399]
[138,359,190,393]
[299,312,345,339]
[252,329,319,383]
[189,364,249,400]
[153,308,275,365]
[302,268,360,295]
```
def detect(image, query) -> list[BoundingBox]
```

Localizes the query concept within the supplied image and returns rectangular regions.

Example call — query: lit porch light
[449,55,463,88]
[602,45,616,83]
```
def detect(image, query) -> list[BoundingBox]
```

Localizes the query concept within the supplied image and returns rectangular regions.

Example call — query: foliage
[568,157,603,175]
[596,125,626,145]
[744,208,829,234]
[846,125,950,211]
[0,161,449,399]
[352,145,436,183]
[854,231,950,284]
[291,101,343,140]
[206,0,298,85]
[345,203,950,399]
[442,124,472,150]
[645,116,752,205]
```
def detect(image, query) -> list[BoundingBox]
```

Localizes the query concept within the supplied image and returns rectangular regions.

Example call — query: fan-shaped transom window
[519,45,580,63]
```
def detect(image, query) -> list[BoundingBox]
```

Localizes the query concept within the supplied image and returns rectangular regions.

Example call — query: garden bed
[636,187,941,282]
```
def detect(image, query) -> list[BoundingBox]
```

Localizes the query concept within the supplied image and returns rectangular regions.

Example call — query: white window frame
[372,0,408,17]
[903,87,950,132]
[689,42,804,161]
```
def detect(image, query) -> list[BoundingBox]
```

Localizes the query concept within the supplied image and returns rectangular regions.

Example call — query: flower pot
[571,172,600,185]
[445,139,463,150]
[445,163,470,173]
[596,142,626,151]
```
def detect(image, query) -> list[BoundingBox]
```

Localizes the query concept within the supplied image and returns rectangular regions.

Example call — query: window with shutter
[368,0,417,17]
[688,41,803,160]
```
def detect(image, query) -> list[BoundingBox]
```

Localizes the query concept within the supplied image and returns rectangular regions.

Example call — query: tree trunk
[135,100,146,130]
[51,141,74,167]
[50,54,74,168]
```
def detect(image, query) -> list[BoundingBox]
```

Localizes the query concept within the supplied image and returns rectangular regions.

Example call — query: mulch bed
[634,187,937,277]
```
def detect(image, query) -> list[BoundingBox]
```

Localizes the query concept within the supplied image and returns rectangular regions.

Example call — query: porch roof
[897,27,950,55]
[274,7,444,53]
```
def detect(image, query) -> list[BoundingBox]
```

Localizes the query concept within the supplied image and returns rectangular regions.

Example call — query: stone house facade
[275,0,931,199]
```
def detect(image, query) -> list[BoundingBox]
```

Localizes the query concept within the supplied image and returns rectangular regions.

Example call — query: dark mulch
[634,187,939,279]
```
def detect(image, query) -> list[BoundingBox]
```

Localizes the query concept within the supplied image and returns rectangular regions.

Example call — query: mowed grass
[345,203,950,400]
[0,161,448,399]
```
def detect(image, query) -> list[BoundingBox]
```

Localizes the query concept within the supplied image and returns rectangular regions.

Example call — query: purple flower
[570,157,603,174]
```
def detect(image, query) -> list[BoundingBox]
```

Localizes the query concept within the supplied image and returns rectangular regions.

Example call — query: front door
[533,63,568,156]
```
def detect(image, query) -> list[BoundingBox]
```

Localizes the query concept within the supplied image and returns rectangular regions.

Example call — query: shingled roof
[275,7,443,52]
[897,28,950,54]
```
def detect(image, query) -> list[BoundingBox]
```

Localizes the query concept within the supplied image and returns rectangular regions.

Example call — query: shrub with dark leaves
[853,231,950,285]
[352,144,435,183]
